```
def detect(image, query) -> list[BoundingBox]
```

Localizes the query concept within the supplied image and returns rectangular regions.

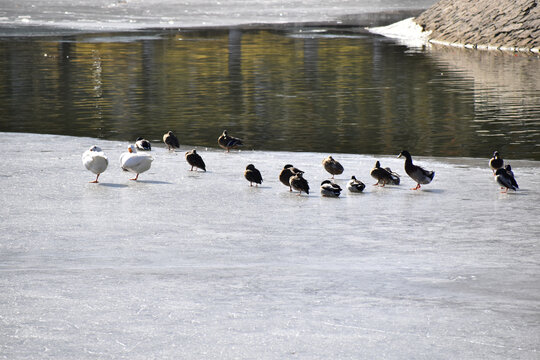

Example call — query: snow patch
[367,17,431,48]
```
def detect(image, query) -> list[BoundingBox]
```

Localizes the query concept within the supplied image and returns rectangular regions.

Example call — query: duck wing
[123,154,153,173]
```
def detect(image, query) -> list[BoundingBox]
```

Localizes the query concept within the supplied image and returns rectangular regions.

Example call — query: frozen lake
[0,0,435,33]
[1,132,539,359]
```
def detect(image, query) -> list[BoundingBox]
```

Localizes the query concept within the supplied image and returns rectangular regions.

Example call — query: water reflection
[0,28,538,159]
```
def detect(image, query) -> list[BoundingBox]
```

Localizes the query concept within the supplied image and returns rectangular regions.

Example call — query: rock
[415,0,539,51]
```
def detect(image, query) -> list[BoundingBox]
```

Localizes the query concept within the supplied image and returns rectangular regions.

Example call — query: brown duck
[322,156,344,179]
[289,172,310,195]
[218,130,243,152]
[370,161,398,186]
[279,164,303,191]
[185,149,206,172]
[163,131,180,151]
[244,164,263,186]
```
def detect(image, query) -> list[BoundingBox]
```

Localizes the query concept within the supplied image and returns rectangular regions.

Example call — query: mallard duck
[320,180,342,197]
[82,145,108,183]
[279,164,303,191]
[370,161,397,186]
[289,172,310,195]
[384,167,400,185]
[120,144,153,181]
[347,176,365,193]
[185,149,206,172]
[163,131,180,151]
[489,151,504,173]
[398,150,435,190]
[504,164,518,189]
[218,130,243,152]
[135,137,151,151]
[322,156,344,179]
[495,168,517,193]
[244,164,263,186]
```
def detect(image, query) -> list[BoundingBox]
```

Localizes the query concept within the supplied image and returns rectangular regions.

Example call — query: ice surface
[0,0,436,33]
[1,132,539,359]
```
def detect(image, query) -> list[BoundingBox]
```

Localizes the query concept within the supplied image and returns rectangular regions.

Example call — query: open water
[0,0,539,159]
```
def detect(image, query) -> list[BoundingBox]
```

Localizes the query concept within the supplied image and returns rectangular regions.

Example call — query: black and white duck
[347,176,365,193]
[135,137,151,151]
[320,180,342,197]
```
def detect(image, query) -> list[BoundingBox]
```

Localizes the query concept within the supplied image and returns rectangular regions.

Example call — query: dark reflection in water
[0,28,538,159]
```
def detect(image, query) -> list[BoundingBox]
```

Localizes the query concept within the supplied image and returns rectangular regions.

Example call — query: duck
[82,145,108,183]
[398,150,435,190]
[135,137,151,151]
[320,180,342,197]
[163,131,180,151]
[347,176,365,193]
[384,167,400,185]
[495,168,518,193]
[322,156,344,179]
[120,144,153,181]
[489,151,504,173]
[504,164,519,189]
[244,164,263,186]
[185,149,206,172]
[279,164,303,191]
[218,130,243,152]
[289,172,310,195]
[370,160,398,186]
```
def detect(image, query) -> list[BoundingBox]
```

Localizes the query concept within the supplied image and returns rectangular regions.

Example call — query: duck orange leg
[130,174,139,181]
[90,173,100,183]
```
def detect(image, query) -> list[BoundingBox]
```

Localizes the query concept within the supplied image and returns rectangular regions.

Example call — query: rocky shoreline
[414,0,539,53]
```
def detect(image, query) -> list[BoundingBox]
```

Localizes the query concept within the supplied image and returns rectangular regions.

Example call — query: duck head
[89,145,102,152]
[128,144,137,153]
[246,164,255,171]
[398,150,411,159]
[495,168,506,176]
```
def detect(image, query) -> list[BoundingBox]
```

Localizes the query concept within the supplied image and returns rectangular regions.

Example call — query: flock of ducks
[82,131,518,195]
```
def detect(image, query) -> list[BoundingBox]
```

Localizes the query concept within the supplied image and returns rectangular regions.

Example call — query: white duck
[82,145,108,183]
[120,144,153,181]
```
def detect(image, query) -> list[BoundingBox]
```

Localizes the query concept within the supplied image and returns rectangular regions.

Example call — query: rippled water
[0,27,539,159]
